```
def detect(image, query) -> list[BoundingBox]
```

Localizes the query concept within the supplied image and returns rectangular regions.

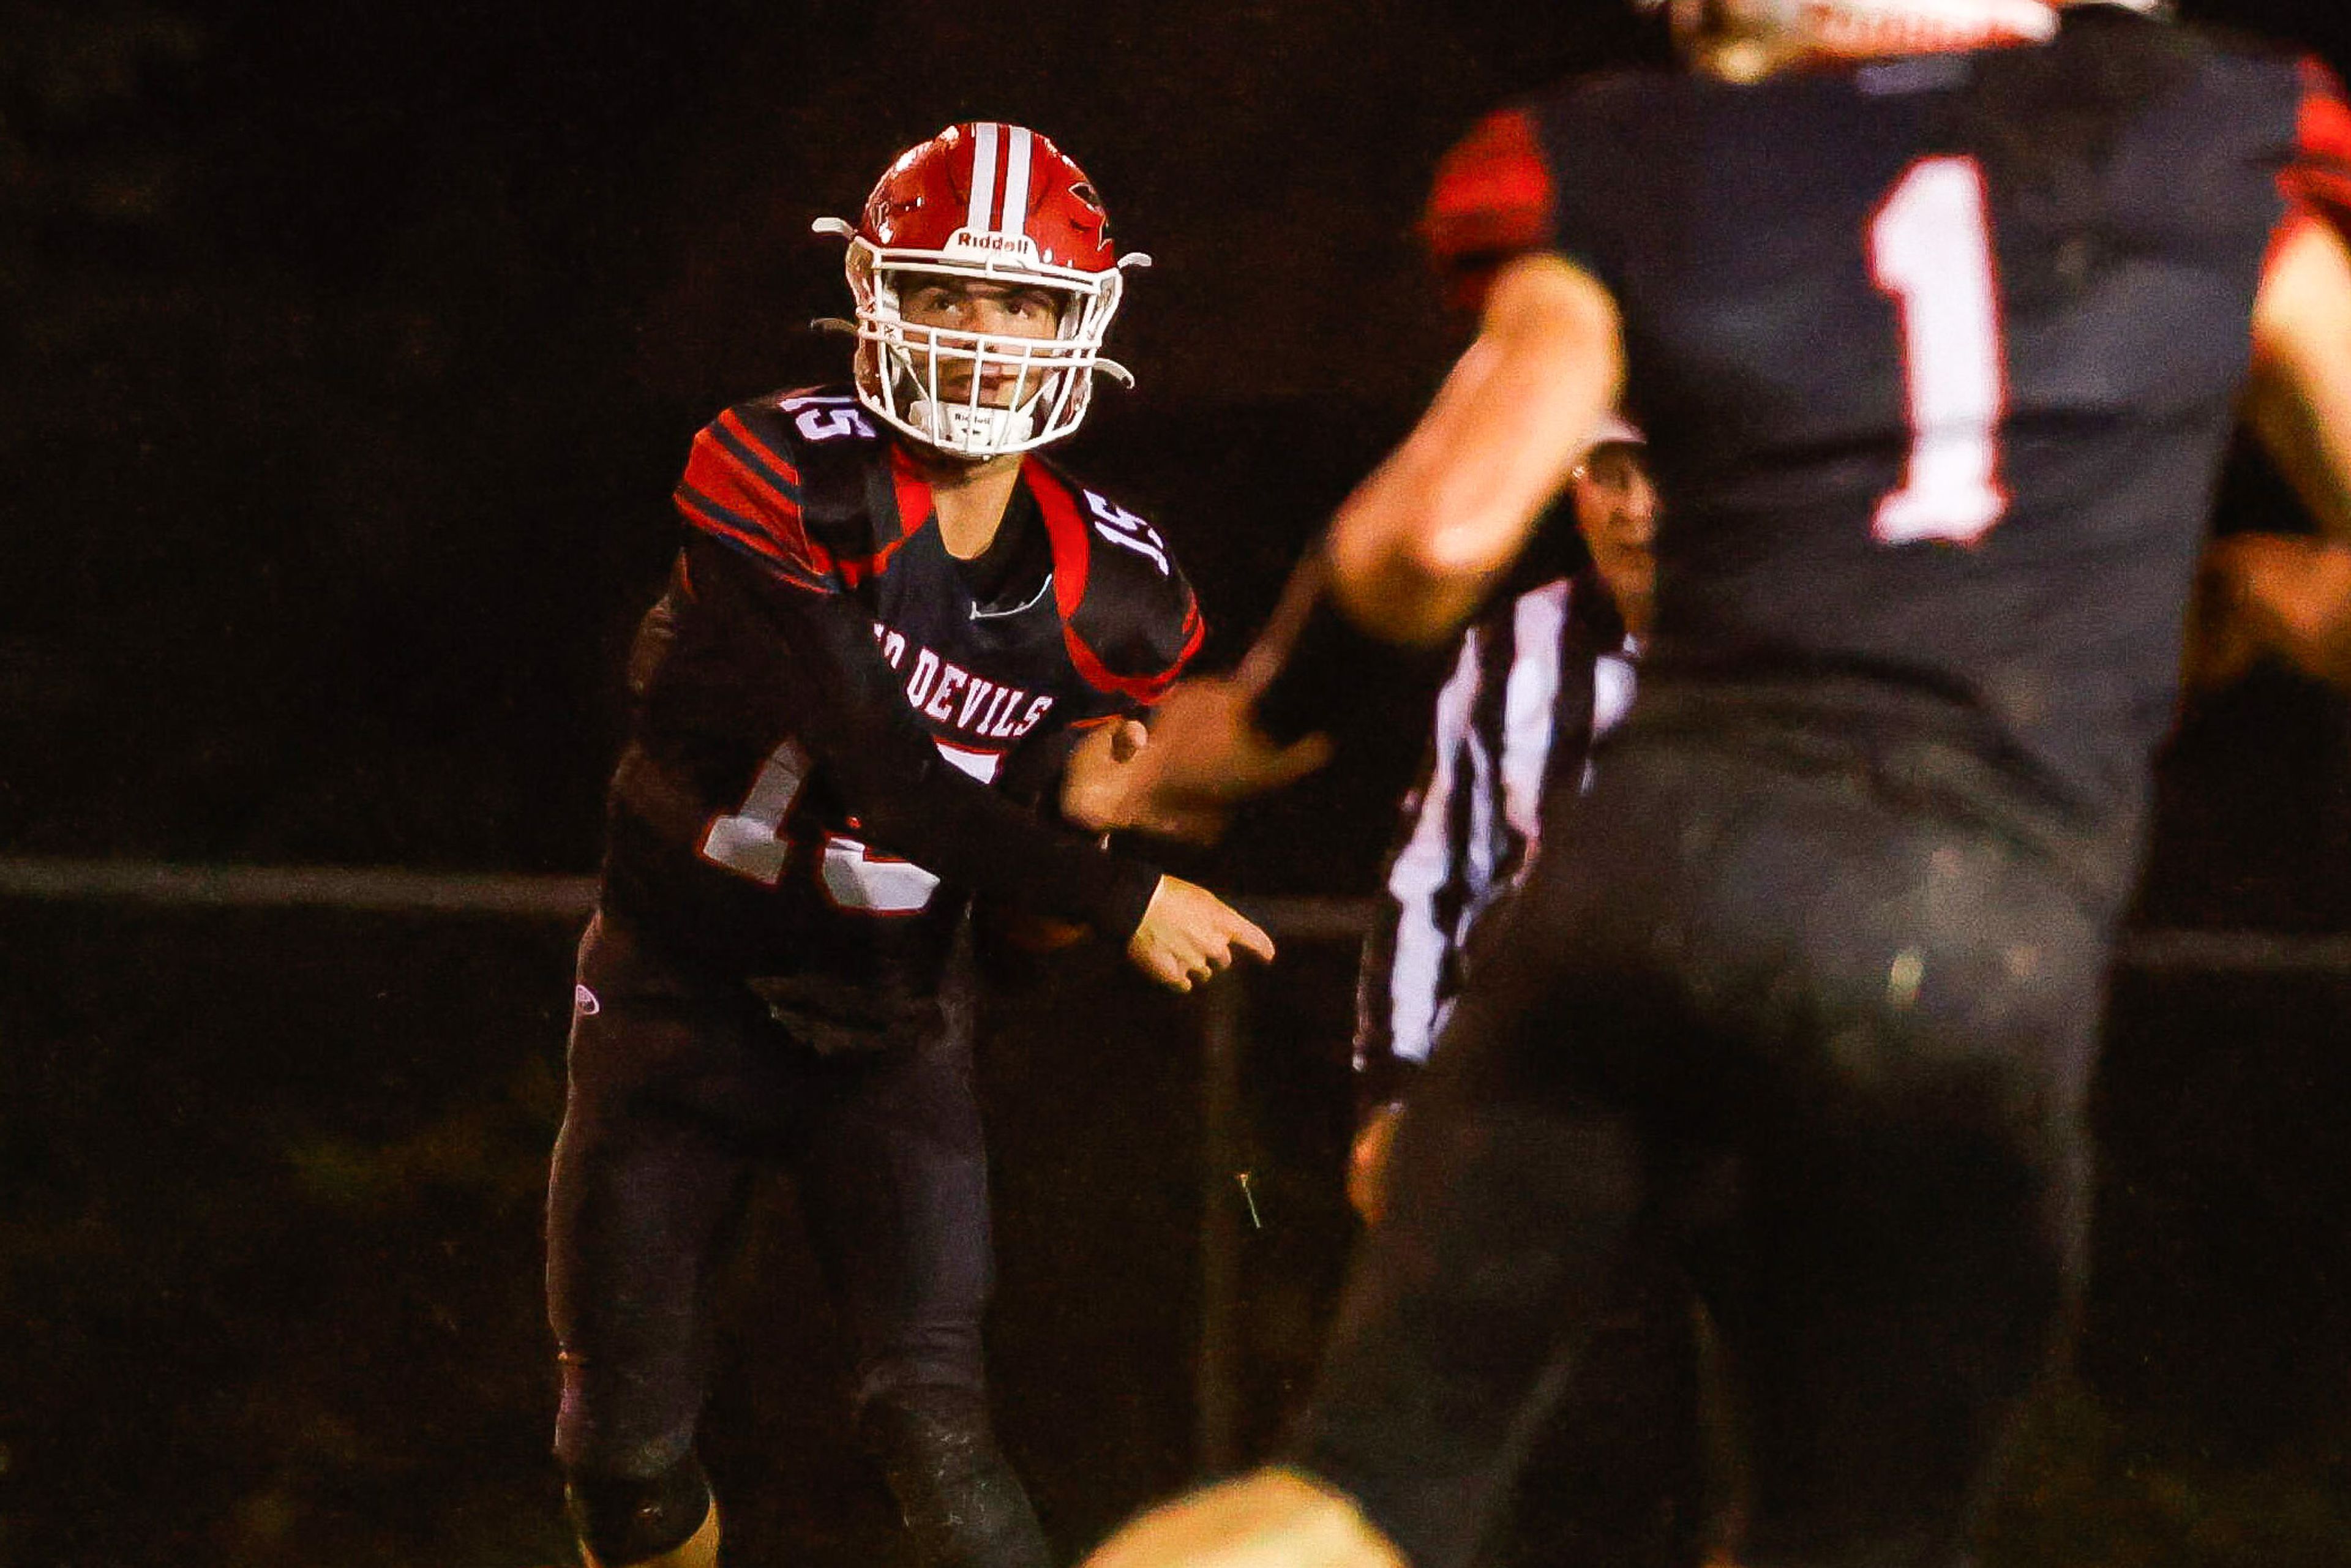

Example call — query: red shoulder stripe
[715,408,803,477]
[673,493,831,593]
[1421,107,1556,313]
[678,422,832,577]
[2282,57,2351,231]
[1029,462,1092,628]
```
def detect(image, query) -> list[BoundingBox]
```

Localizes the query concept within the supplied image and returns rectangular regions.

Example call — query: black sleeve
[997,722,1086,817]
[687,536,1163,941]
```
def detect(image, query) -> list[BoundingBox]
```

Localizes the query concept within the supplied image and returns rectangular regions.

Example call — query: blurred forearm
[1322,253,1625,647]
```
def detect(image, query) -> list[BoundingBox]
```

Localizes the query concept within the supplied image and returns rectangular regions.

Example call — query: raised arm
[2208,219,2351,687]
[1320,253,1625,647]
[2248,219,2351,541]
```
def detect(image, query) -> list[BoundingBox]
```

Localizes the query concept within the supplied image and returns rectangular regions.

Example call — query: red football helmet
[814,123,1150,458]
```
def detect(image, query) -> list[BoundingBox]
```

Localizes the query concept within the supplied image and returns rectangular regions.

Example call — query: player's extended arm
[2250,220,2351,540]
[691,536,1163,933]
[692,538,1272,986]
[1318,252,1625,647]
[2224,219,2351,685]
[1254,250,1621,751]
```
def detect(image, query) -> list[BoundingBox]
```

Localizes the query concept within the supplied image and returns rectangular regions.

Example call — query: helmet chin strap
[907,397,1038,455]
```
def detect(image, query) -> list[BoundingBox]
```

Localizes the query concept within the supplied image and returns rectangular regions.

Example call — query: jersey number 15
[700,738,1004,915]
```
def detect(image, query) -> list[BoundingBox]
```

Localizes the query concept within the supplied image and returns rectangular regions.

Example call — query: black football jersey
[1426,10,2351,819]
[600,384,1202,1045]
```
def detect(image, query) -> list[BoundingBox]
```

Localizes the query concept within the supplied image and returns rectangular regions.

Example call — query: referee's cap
[1589,412,1646,449]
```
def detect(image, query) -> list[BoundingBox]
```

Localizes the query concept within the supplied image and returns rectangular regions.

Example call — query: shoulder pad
[672,396,834,591]
[1026,462,1205,705]
[673,386,909,588]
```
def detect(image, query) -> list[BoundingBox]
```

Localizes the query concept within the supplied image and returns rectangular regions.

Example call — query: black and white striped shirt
[1355,568,1637,1090]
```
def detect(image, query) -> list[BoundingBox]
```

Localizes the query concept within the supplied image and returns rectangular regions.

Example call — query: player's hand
[1346,1101,1404,1226]
[1108,678,1333,845]
[1060,716,1154,831]
[2191,533,2351,690]
[2181,544,2263,696]
[1082,1467,1407,1568]
[1125,876,1275,992]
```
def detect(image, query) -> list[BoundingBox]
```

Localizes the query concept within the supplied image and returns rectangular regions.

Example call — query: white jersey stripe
[1499,581,1569,859]
[999,125,1034,233]
[967,122,1001,233]
[1384,636,1482,1065]
[1460,623,1499,928]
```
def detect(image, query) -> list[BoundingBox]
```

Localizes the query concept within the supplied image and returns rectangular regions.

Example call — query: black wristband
[1251,591,1434,748]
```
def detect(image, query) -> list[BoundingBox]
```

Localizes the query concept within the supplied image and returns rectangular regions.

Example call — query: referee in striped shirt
[1353,414,1654,1142]
[1349,419,1725,1568]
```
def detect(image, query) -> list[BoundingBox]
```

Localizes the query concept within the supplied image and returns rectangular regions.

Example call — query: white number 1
[1869,156,2008,547]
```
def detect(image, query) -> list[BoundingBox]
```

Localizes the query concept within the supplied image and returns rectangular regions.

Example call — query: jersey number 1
[1869,156,2008,547]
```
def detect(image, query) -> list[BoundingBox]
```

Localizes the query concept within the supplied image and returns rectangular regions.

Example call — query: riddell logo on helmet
[948,228,1042,260]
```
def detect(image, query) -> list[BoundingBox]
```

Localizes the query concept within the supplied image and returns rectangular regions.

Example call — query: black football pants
[1478,1231,1712,1568]
[547,913,1046,1567]
[1292,727,2110,1568]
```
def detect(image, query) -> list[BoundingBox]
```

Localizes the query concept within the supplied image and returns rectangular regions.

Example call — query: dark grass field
[4,901,2351,1567]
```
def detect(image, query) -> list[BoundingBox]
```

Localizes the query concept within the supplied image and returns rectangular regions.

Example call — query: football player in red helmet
[816,120,1150,459]
[547,123,1270,1568]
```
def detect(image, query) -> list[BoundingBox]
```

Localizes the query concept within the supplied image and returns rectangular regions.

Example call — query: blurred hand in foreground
[1082,1468,1407,1568]
[2186,533,2351,692]
[1061,716,1154,831]
[1105,678,1333,845]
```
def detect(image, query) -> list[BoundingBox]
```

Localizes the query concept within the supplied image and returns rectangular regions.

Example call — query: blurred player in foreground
[546,124,1270,1568]
[1087,2,2351,1565]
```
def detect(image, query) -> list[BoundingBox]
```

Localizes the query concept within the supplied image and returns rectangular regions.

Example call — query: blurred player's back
[1461,10,2344,828]
[1083,10,2351,1568]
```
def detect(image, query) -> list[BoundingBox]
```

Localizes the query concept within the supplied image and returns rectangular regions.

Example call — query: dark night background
[7,2,2351,1564]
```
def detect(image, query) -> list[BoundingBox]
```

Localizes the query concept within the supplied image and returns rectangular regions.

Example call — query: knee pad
[563,1454,711,1567]
[858,1387,1051,1568]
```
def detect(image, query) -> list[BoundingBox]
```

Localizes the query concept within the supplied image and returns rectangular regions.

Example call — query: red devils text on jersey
[1425,11,2351,844]
[601,384,1203,1047]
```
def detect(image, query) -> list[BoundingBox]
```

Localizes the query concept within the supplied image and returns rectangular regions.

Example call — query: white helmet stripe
[999,125,1034,234]
[967,122,1000,234]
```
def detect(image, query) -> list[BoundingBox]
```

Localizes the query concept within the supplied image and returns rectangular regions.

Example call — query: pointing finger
[1231,913,1275,964]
